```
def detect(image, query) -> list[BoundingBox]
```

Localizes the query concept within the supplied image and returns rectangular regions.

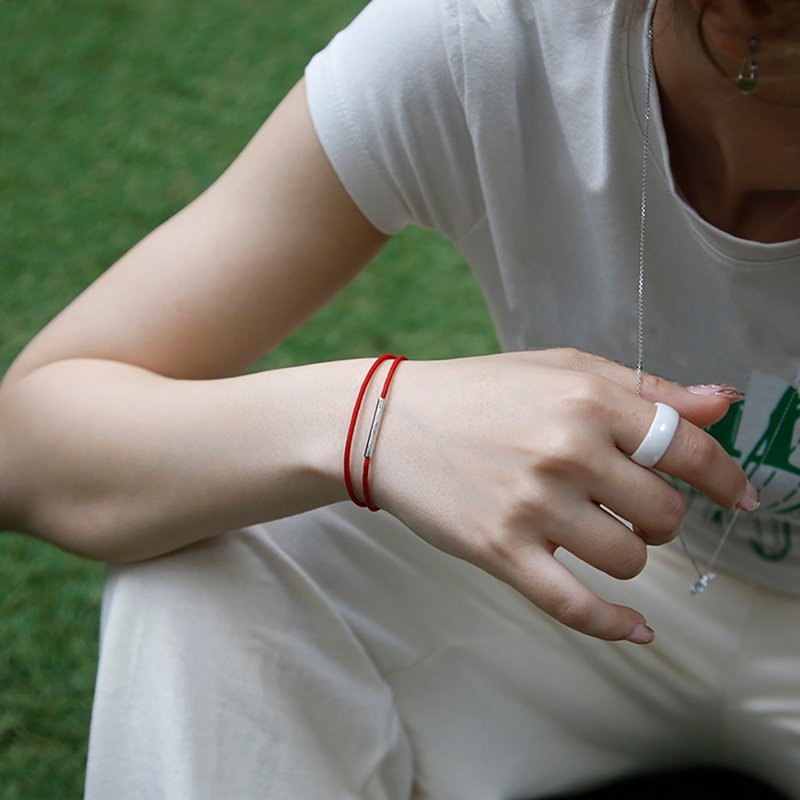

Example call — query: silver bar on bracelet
[364,397,385,459]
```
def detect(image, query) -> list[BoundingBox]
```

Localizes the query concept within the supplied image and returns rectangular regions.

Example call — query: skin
[654,0,800,240]
[1,0,794,644]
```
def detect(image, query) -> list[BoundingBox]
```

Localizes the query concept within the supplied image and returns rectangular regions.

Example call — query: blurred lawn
[1,0,498,796]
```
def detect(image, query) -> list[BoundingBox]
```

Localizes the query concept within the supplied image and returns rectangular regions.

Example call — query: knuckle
[556,347,612,374]
[536,435,584,477]
[566,373,609,408]
[537,388,613,461]
[550,346,584,368]
[498,472,547,517]
[639,488,687,544]
[682,433,718,474]
[643,371,679,399]
[608,539,647,580]
[644,372,666,396]
[549,593,592,629]
[662,489,687,536]
[470,521,521,571]
[483,528,516,566]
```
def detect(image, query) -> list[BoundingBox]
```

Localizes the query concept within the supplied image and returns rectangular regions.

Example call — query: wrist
[289,358,386,505]
[342,354,407,510]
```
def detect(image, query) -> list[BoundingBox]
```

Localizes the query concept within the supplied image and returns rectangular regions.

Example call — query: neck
[652,0,800,242]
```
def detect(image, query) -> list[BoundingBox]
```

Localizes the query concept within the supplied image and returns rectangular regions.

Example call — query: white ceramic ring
[630,402,680,468]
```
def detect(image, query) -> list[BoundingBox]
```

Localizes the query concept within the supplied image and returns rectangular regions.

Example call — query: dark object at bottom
[548,767,787,799]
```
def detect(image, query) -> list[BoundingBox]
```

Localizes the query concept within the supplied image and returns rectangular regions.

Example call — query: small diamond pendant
[690,573,716,595]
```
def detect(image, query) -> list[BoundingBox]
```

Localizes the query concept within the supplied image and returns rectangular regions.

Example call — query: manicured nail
[735,481,760,512]
[626,623,655,644]
[687,384,744,402]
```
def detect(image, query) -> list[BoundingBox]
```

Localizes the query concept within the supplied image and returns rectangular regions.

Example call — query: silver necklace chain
[635,24,653,398]
[637,19,796,595]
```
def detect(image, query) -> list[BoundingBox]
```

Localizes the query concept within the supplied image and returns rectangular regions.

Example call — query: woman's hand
[365,349,753,644]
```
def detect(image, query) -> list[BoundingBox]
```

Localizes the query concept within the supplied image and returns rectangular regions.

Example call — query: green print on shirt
[706,378,800,563]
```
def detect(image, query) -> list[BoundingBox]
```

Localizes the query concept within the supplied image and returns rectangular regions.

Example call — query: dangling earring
[737,38,759,93]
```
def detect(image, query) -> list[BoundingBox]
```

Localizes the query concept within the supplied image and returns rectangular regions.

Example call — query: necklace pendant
[690,572,716,595]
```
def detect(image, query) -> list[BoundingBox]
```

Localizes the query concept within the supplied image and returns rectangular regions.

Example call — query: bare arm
[1,357,383,561]
[0,80,388,561]
[0,78,753,643]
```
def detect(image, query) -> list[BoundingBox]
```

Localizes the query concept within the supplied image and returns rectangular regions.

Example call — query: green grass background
[1,0,498,795]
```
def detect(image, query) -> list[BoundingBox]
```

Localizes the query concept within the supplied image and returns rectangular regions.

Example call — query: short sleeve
[304,0,483,238]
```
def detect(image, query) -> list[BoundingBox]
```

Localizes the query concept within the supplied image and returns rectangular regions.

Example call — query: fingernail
[735,481,761,512]
[686,384,744,402]
[626,623,655,644]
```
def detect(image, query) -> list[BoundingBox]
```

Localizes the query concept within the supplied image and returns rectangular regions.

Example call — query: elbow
[0,365,155,564]
[50,506,144,564]
[37,497,201,565]
[5,495,147,564]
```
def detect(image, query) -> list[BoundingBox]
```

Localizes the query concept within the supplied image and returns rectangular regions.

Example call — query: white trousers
[85,503,800,799]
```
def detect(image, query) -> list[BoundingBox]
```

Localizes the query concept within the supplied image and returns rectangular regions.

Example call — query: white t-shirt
[305,0,800,593]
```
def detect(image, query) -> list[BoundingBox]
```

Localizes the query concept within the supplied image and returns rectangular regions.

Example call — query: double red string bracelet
[343,354,407,511]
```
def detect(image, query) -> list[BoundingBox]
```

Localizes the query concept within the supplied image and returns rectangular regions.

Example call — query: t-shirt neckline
[625,0,800,267]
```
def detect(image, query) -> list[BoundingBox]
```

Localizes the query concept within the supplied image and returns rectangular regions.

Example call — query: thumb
[640,379,743,428]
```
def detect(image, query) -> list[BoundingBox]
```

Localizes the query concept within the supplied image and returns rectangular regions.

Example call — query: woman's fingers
[487,543,654,644]
[612,401,754,511]
[552,505,648,580]
[533,347,740,428]
[592,458,687,546]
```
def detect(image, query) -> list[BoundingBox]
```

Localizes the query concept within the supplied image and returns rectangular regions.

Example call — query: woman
[1,0,798,797]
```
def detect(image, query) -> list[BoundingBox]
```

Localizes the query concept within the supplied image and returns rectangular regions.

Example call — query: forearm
[0,357,369,562]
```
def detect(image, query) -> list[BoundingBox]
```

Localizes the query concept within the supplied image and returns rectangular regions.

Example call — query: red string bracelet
[361,355,406,511]
[343,354,395,507]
